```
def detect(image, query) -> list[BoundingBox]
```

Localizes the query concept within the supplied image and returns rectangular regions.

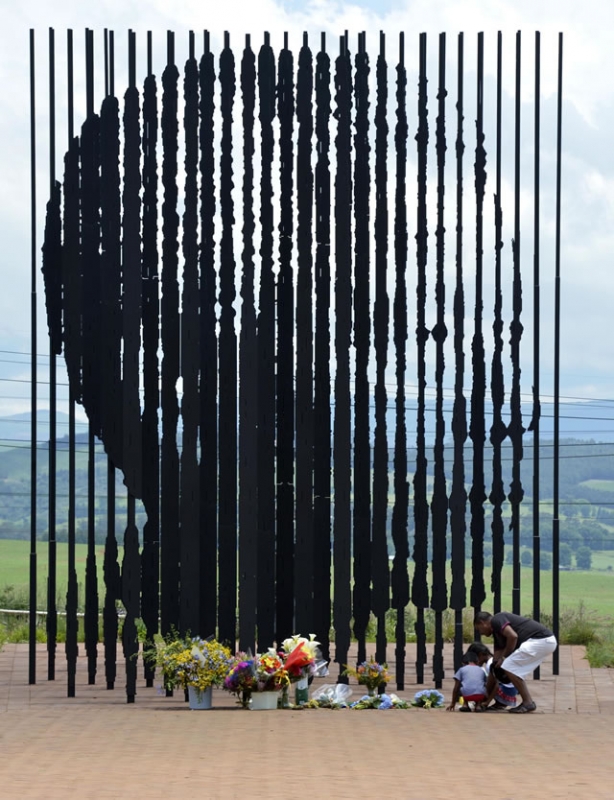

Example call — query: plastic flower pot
[250,691,280,710]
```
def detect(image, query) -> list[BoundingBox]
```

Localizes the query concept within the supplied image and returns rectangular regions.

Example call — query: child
[447,650,487,712]
[467,641,519,711]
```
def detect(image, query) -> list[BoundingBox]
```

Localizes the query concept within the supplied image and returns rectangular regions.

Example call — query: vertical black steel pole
[120,30,142,703]
[239,36,258,650]
[552,33,563,675]
[99,29,121,692]
[431,32,448,689]
[238,34,257,652]
[141,30,160,686]
[83,27,100,687]
[104,461,119,690]
[199,31,218,639]
[294,32,314,638]
[469,32,487,620]
[218,32,238,646]
[85,424,98,684]
[81,26,101,685]
[64,29,79,699]
[372,30,390,667]
[391,32,409,690]
[333,34,352,680]
[256,32,276,650]
[160,31,181,639]
[413,32,430,683]
[450,32,467,670]
[29,27,38,687]
[532,31,542,679]
[509,31,525,616]
[352,31,371,664]
[179,31,201,637]
[312,32,332,661]
[47,26,58,681]
[490,32,505,615]
[275,33,295,644]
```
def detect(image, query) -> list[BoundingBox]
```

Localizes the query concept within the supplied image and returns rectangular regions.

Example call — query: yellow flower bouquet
[147,633,233,693]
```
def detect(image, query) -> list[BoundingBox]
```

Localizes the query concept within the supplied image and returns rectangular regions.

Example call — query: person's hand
[446,703,455,712]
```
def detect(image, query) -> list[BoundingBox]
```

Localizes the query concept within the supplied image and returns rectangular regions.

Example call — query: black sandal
[508,701,536,714]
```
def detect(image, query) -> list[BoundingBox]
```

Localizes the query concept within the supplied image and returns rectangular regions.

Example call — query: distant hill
[1,402,614,550]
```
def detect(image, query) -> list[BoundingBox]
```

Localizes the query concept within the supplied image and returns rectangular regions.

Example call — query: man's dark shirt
[491,612,553,651]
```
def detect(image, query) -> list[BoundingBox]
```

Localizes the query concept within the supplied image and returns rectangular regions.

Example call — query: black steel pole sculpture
[218,32,238,647]
[412,32,430,684]
[391,32,410,690]
[371,31,390,668]
[333,33,353,681]
[276,33,295,644]
[199,31,218,640]
[469,33,487,621]
[509,31,525,616]
[352,31,371,665]
[449,32,467,670]
[431,32,448,690]
[294,33,315,638]
[312,33,332,662]
[257,32,276,651]
[490,33,506,615]
[32,28,565,698]
[238,34,257,654]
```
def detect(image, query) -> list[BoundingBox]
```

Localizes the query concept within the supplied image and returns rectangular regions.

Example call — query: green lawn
[0,539,115,608]
[1,538,613,620]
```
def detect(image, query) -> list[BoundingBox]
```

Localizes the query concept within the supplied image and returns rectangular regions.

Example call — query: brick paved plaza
[1,642,614,799]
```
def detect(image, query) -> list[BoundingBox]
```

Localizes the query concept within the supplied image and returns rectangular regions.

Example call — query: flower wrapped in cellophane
[281,633,328,681]
[412,689,445,708]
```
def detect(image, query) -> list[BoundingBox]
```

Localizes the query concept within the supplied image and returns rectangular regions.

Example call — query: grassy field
[0,540,115,608]
[1,538,613,620]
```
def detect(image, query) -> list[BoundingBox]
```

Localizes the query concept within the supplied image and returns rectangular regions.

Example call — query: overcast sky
[0,0,613,437]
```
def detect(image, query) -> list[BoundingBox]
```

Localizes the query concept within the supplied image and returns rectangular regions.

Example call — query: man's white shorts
[501,635,558,679]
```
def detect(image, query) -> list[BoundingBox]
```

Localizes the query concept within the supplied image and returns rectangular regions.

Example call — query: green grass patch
[0,539,117,608]
[586,626,614,667]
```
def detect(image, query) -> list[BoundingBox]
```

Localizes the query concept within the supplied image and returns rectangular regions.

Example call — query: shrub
[576,546,592,570]
[540,601,600,646]
[586,627,614,668]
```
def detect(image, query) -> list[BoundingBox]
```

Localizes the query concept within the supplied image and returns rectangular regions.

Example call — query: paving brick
[1,643,613,798]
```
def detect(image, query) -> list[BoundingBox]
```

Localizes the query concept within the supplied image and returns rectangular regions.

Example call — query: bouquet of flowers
[147,632,233,693]
[342,657,390,695]
[280,633,328,706]
[223,654,258,706]
[350,693,410,710]
[188,638,234,692]
[281,633,326,679]
[223,650,289,707]
[412,689,445,708]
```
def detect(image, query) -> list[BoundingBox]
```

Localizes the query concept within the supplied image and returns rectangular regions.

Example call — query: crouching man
[474,611,558,714]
